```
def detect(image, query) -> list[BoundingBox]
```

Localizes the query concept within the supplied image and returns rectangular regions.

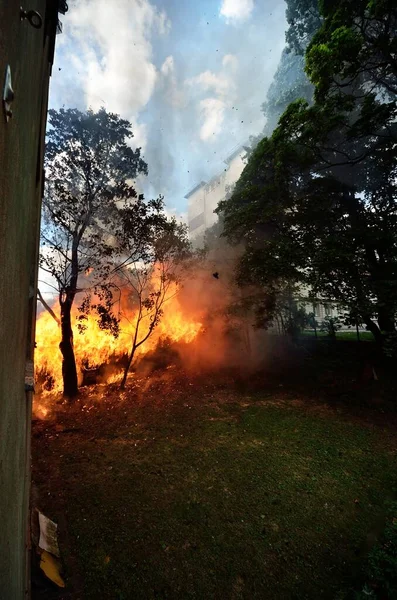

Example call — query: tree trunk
[120,346,136,390]
[120,308,143,390]
[243,322,251,355]
[362,316,383,345]
[59,298,78,399]
[377,308,395,335]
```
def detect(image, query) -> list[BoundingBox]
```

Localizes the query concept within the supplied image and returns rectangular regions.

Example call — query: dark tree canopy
[285,0,322,54]
[218,0,397,344]
[306,0,397,100]
[42,107,148,297]
[261,50,314,136]
[248,0,319,150]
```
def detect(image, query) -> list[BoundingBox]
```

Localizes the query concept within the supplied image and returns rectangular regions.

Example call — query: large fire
[35,281,202,393]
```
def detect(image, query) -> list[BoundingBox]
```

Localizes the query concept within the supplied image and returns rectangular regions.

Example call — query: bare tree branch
[37,288,60,326]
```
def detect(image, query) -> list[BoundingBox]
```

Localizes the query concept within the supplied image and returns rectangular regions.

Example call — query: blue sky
[50,0,287,219]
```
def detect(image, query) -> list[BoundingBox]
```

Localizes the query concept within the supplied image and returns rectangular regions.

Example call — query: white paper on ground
[38,512,60,558]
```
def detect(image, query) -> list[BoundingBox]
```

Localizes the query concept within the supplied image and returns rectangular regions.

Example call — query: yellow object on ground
[39,551,65,588]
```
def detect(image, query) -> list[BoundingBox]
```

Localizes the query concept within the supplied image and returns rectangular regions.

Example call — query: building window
[313,303,325,318]
[189,212,205,232]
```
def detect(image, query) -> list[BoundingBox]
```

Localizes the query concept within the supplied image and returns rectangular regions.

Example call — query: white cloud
[188,58,238,142]
[222,54,239,71]
[220,0,254,23]
[199,98,226,141]
[188,70,231,96]
[161,55,175,76]
[63,0,171,148]
[159,55,187,108]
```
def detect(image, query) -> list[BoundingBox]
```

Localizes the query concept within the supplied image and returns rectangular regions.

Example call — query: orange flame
[35,280,202,393]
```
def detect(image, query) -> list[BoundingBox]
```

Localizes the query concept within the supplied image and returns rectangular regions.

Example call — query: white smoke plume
[220,0,255,23]
[49,0,287,216]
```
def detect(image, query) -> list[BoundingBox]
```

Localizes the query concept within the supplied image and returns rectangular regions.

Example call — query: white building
[185,144,246,243]
[185,145,348,330]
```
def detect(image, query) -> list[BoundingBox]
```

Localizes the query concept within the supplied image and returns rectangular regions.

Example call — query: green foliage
[41,107,149,300]
[306,26,363,94]
[41,107,190,394]
[307,311,318,330]
[219,0,397,345]
[306,0,397,101]
[42,107,188,322]
[381,333,397,360]
[285,0,323,54]
[245,1,320,153]
[261,50,314,136]
[356,502,397,599]
[320,316,342,338]
[41,107,154,396]
[284,303,310,338]
[116,219,190,389]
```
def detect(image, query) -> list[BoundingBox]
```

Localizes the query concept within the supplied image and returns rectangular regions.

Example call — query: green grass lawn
[300,330,374,341]
[32,379,397,599]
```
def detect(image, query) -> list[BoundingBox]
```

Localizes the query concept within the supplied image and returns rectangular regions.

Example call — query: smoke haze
[50,0,288,218]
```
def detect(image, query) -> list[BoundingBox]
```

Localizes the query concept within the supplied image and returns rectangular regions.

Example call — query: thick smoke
[38,1,308,386]
[48,0,287,218]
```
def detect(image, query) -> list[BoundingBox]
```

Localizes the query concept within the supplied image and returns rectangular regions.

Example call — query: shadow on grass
[32,380,397,599]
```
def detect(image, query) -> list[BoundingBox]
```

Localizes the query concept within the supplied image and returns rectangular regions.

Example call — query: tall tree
[40,107,147,398]
[261,50,314,136]
[306,0,397,100]
[219,94,397,343]
[246,0,319,150]
[219,0,397,345]
[285,0,322,54]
